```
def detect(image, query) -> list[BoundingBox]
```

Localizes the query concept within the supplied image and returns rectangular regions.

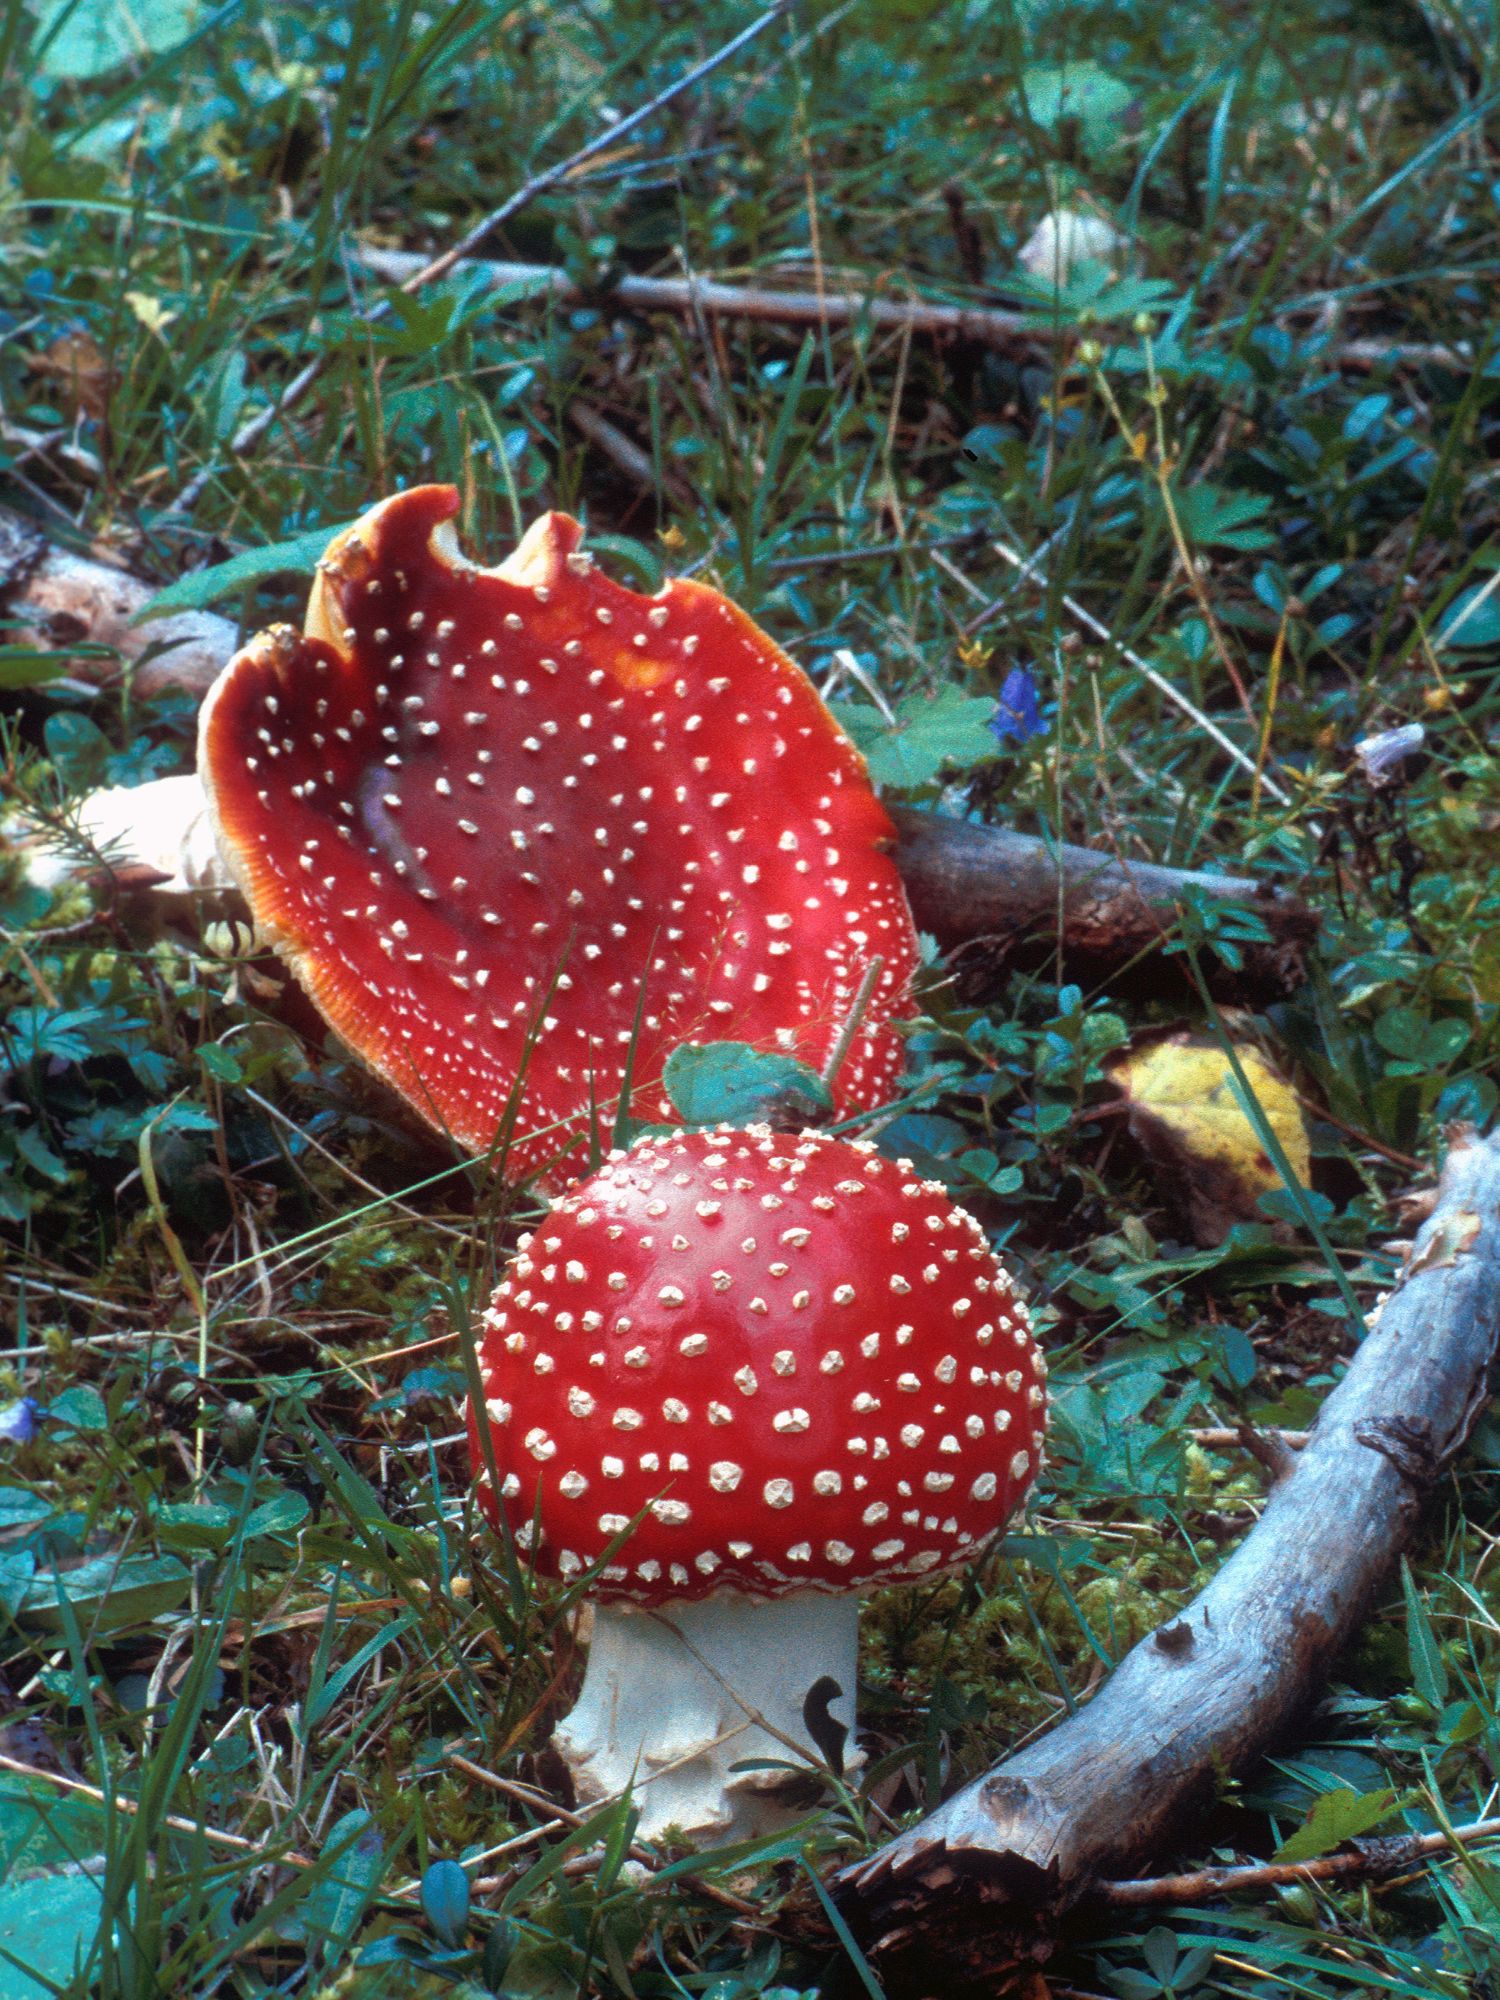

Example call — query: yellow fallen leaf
[1107,1029,1311,1246]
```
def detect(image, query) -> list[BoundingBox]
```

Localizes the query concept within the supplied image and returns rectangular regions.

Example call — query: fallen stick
[835,1126,1500,1989]
[889,806,1318,998]
[355,247,1473,379]
[1,513,1317,995]
[356,244,1034,348]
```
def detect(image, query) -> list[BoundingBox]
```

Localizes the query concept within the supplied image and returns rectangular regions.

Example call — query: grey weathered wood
[837,1128,1500,1987]
[0,504,236,699]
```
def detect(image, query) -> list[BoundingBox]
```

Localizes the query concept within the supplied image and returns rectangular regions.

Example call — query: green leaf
[482,1918,518,1990]
[137,521,354,619]
[7,1008,96,1067]
[31,0,200,79]
[586,533,664,594]
[12,1124,69,1184]
[1374,1006,1469,1068]
[154,1502,237,1553]
[1435,580,1500,651]
[0,1490,52,1531]
[0,647,72,689]
[662,1042,832,1128]
[420,1856,470,1947]
[957,1148,1024,1196]
[245,1490,310,1540]
[46,1385,107,1432]
[198,1042,243,1083]
[1141,1927,1180,1985]
[16,1553,192,1634]
[1020,60,1135,150]
[42,712,110,791]
[1273,1783,1401,1863]
[0,1774,108,1873]
[0,1550,37,1620]
[1402,1557,1449,1709]
[838,684,998,789]
[300,1809,384,1960]
[1170,482,1275,551]
[1108,1970,1165,2000]
[0,1869,104,1997]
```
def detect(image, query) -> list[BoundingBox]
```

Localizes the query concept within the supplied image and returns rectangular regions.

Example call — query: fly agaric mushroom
[198,489,916,1183]
[467,1123,1045,1843]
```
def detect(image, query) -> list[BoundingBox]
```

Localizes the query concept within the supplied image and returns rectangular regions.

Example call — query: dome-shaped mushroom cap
[467,1125,1046,1603]
[198,489,917,1183]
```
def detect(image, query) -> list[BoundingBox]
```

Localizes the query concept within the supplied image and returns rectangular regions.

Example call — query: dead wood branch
[357,245,1033,348]
[889,807,1319,999]
[0,505,235,699]
[836,1126,1500,1991]
[356,246,1464,377]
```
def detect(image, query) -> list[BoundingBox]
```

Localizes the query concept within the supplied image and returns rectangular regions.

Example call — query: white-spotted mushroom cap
[198,488,917,1184]
[466,1124,1046,1602]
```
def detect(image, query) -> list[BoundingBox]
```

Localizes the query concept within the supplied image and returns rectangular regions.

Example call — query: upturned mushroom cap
[198,489,916,1182]
[468,1125,1045,1601]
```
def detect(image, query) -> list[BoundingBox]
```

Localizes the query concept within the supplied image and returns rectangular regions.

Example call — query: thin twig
[168,8,788,514]
[1339,336,1472,369]
[1099,1813,1500,1905]
[358,243,1032,351]
[569,400,680,500]
[353,247,1465,381]
[1187,1427,1309,1451]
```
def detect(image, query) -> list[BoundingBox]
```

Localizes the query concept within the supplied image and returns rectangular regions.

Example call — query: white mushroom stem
[14,772,237,903]
[555,1590,859,1844]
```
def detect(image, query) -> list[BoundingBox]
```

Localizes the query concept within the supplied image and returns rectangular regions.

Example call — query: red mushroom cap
[198,489,917,1182]
[467,1124,1046,1602]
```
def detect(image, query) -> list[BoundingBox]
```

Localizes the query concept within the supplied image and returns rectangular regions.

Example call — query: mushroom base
[554,1590,859,1844]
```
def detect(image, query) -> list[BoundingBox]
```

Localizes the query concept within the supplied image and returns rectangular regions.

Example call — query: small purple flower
[0,1397,39,1446]
[990,666,1046,744]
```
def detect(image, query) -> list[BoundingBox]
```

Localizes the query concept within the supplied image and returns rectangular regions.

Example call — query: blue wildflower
[990,665,1046,744]
[0,1397,39,1446]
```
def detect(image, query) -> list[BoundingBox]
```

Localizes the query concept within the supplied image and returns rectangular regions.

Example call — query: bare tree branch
[354,245,1472,384]
[356,243,1034,348]
[836,1127,1500,1990]
[889,807,1318,999]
